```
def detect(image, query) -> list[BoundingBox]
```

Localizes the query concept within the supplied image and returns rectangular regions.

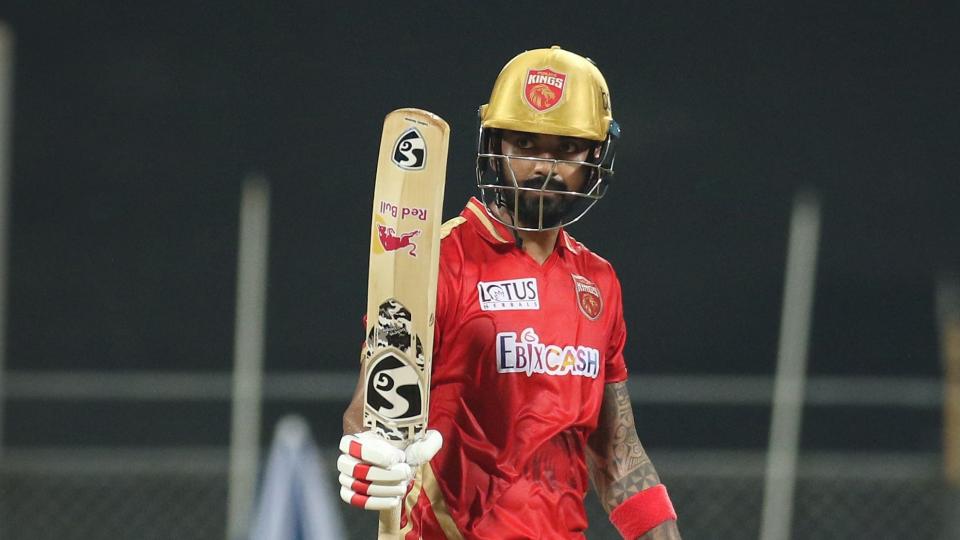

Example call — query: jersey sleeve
[433,233,463,355]
[436,264,455,333]
[604,272,629,383]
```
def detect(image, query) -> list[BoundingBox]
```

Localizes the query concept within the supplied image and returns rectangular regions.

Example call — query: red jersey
[402,198,629,539]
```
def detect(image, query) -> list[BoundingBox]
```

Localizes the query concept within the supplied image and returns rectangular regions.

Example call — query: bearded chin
[501,176,572,228]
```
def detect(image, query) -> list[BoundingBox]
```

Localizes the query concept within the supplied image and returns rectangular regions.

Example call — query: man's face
[497,130,595,228]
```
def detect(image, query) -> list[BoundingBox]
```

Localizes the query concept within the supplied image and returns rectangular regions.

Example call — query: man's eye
[515,138,533,149]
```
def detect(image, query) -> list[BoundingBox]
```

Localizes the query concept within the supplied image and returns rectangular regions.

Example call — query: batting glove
[337,429,443,511]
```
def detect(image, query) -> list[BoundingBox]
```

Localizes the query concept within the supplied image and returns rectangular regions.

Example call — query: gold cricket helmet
[476,46,620,231]
[480,45,613,141]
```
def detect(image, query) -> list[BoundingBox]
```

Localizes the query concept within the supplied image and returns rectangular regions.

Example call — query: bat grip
[378,506,402,539]
[377,436,407,539]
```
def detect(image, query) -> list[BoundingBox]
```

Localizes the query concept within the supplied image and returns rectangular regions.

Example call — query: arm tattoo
[589,382,681,539]
[589,382,660,510]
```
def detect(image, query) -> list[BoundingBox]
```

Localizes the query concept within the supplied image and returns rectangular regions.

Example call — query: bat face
[363,109,449,449]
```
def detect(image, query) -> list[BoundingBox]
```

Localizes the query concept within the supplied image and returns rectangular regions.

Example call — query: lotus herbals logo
[523,68,566,112]
[571,274,602,320]
[477,278,539,311]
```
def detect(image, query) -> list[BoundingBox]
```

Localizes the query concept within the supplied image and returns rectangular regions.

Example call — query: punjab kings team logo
[572,274,602,320]
[392,127,426,170]
[524,68,567,112]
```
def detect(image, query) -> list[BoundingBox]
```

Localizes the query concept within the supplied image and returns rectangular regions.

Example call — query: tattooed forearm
[589,382,681,538]
[588,381,660,512]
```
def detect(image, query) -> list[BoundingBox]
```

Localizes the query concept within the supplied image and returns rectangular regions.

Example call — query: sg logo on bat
[392,127,426,170]
[365,351,424,421]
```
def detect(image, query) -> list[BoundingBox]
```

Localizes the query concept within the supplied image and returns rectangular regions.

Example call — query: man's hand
[337,430,443,510]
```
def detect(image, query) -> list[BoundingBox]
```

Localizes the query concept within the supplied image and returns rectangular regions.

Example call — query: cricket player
[340,46,680,539]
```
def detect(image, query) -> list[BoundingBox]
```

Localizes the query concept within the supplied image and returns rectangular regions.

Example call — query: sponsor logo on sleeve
[496,327,600,379]
[571,274,602,320]
[477,278,539,311]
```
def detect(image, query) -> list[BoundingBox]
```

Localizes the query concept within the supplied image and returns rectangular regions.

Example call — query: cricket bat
[362,108,449,538]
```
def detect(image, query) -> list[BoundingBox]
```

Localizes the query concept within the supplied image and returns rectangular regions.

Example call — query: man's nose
[531,156,556,178]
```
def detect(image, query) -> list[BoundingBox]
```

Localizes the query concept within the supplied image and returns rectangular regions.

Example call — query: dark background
[0,3,956,453]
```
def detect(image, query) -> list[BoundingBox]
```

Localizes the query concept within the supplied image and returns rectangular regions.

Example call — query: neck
[489,203,560,265]
[517,228,559,265]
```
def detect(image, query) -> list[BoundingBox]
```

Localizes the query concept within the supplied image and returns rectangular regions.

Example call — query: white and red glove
[337,430,443,510]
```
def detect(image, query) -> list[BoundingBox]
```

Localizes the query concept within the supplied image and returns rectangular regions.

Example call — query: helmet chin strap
[496,156,532,230]
[508,213,524,249]
[485,195,525,248]
[490,142,519,224]
[487,159,525,247]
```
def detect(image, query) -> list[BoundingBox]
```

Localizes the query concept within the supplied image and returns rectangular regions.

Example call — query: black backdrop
[0,2,957,451]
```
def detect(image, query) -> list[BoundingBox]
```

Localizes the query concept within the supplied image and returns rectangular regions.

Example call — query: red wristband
[609,484,677,539]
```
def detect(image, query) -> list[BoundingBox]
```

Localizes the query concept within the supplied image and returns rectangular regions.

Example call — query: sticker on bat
[366,298,425,368]
[379,200,429,221]
[392,127,426,170]
[365,351,424,421]
[363,298,428,440]
[377,224,421,257]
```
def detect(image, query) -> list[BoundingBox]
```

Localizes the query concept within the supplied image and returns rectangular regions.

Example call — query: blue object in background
[250,415,346,540]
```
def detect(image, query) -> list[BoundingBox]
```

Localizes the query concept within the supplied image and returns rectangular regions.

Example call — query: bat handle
[378,506,401,539]
[377,436,408,538]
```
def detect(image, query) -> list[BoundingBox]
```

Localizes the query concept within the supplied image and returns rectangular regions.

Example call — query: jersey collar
[461,197,577,254]
[463,198,513,245]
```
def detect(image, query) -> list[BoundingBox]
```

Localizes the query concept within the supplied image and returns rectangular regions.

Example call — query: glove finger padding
[404,429,443,466]
[339,432,406,469]
[337,455,412,510]
[339,487,401,511]
[337,430,442,511]
[337,473,408,497]
[337,455,412,483]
